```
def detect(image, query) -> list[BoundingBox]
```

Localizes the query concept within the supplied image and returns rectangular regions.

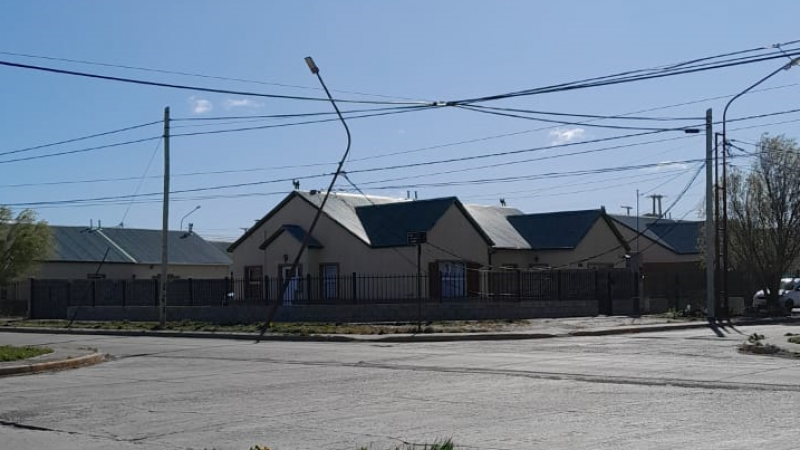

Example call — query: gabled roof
[259,225,323,250]
[229,191,493,251]
[297,191,401,245]
[47,226,232,265]
[508,209,606,250]
[609,215,701,254]
[463,204,528,249]
[356,197,461,248]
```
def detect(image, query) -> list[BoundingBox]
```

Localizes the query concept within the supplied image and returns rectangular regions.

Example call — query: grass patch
[0,319,526,335]
[0,345,52,362]
[356,439,455,450]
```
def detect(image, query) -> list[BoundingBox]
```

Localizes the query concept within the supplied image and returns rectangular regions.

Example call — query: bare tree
[727,134,800,310]
[0,207,51,286]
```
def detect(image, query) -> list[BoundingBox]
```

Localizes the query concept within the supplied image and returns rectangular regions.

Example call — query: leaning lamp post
[720,57,800,316]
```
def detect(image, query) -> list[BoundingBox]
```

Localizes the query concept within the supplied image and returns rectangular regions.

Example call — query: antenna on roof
[292,179,300,190]
[499,198,506,207]
[621,205,633,216]
[414,191,418,200]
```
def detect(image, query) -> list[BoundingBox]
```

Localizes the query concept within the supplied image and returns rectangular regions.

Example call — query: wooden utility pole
[159,107,170,327]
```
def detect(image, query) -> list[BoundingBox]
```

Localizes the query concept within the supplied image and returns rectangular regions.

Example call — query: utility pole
[159,106,170,327]
[704,109,715,320]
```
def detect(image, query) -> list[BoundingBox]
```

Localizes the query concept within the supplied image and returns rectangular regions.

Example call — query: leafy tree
[0,207,51,285]
[727,134,800,310]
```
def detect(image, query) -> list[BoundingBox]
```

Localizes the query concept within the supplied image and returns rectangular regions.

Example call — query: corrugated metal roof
[50,227,135,263]
[646,222,701,254]
[296,191,406,245]
[47,226,232,265]
[355,197,457,248]
[208,241,232,254]
[508,210,603,250]
[259,225,323,250]
[463,204,528,249]
[609,215,701,254]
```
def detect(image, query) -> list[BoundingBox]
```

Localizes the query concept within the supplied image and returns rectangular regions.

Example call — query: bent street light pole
[261,57,352,332]
[721,58,800,316]
[705,109,715,320]
[180,205,201,231]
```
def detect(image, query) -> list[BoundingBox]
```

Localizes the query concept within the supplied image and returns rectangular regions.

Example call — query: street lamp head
[784,57,800,70]
[305,57,319,74]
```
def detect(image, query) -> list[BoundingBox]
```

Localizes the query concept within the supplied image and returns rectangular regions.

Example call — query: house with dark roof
[228,191,635,301]
[467,206,630,270]
[609,215,701,268]
[228,191,494,299]
[33,226,232,280]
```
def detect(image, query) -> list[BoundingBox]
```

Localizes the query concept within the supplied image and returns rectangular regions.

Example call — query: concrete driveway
[1,323,799,450]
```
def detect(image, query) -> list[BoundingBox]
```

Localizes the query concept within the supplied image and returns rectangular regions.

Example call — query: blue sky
[2,1,799,241]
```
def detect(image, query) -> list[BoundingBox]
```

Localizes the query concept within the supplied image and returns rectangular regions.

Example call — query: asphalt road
[1,323,799,450]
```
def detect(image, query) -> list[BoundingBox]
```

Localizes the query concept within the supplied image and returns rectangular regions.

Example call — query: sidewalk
[0,344,105,377]
[3,315,792,343]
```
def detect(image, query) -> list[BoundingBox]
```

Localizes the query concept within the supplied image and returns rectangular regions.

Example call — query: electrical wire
[0,59,431,106]
[0,50,427,102]
[0,120,160,158]
[0,136,161,165]
[118,137,163,227]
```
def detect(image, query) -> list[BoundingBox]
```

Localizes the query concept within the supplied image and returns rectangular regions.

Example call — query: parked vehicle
[752,277,800,309]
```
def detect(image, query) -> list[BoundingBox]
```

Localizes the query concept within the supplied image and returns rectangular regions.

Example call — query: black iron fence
[0,281,27,316]
[23,269,638,319]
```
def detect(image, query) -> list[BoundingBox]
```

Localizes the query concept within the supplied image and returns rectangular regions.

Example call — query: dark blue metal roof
[355,198,457,248]
[259,225,323,250]
[48,226,232,265]
[609,215,700,254]
[508,210,603,250]
[646,222,701,254]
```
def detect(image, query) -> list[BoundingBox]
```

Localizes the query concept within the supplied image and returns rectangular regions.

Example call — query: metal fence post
[306,273,312,302]
[516,269,522,302]
[264,275,269,302]
[223,276,229,306]
[28,278,34,319]
[352,272,357,302]
[154,278,160,307]
[633,271,640,315]
[606,271,613,316]
[121,280,127,308]
[188,278,194,307]
[91,280,97,307]
[556,270,563,301]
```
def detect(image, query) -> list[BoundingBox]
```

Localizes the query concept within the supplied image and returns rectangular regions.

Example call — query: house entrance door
[279,265,302,305]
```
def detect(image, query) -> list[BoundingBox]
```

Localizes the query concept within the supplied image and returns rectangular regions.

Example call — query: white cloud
[189,97,213,114]
[224,98,264,109]
[654,160,689,171]
[549,127,585,145]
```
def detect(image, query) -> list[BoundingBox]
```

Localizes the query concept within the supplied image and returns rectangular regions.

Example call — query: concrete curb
[0,316,797,343]
[0,352,106,377]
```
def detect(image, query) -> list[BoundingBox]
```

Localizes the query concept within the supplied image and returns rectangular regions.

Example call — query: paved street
[1,324,799,450]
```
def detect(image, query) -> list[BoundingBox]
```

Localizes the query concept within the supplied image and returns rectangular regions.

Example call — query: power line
[456,105,702,132]
[0,50,426,102]
[118,137,163,227]
[0,59,430,106]
[0,120,160,158]
[453,46,800,104]
[0,136,161,165]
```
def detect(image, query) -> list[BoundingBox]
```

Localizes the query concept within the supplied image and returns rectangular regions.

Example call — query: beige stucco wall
[32,262,230,280]
[492,219,627,269]
[614,224,700,265]
[231,196,492,281]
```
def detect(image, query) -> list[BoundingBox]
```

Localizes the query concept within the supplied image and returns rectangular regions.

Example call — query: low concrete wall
[67,300,602,323]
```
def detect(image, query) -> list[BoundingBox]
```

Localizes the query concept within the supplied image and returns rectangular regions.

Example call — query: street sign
[407,231,427,245]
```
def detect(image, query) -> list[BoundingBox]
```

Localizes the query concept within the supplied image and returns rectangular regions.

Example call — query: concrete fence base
[65,299,616,324]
